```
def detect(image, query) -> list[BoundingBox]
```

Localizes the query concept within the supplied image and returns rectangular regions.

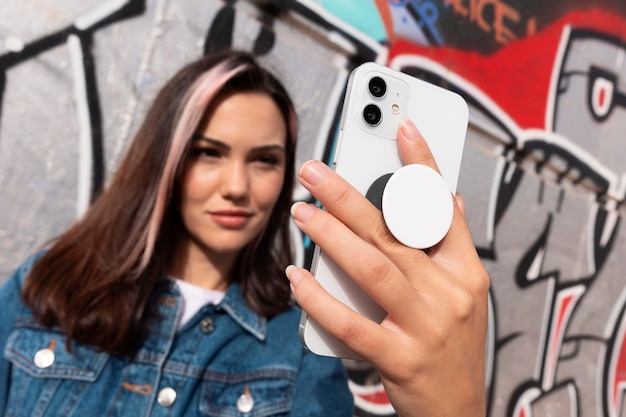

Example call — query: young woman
[0,50,354,416]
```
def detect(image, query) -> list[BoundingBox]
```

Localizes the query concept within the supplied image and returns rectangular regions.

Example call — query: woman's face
[179,91,287,257]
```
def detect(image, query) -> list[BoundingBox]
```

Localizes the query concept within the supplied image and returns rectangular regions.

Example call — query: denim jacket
[0,254,354,416]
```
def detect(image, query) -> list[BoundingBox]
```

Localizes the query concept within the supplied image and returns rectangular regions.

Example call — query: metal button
[200,318,215,334]
[34,348,55,369]
[237,385,254,413]
[157,387,177,407]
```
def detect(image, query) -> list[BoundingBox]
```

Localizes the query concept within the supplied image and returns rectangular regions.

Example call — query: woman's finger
[297,160,396,249]
[285,265,394,359]
[396,118,441,171]
[291,202,424,321]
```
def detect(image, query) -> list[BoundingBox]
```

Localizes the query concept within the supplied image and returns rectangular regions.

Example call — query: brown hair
[22,50,297,355]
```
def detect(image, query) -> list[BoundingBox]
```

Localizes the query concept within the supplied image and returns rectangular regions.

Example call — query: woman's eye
[191,147,220,159]
[255,154,282,166]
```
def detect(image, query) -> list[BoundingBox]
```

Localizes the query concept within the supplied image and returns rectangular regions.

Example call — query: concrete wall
[2,1,626,416]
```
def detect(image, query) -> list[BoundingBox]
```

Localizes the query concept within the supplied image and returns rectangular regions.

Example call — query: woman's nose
[221,161,249,200]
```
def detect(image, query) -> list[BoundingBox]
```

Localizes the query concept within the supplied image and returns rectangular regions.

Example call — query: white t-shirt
[174,278,226,329]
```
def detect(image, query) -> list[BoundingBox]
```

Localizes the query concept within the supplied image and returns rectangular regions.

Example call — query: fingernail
[285,264,304,286]
[455,192,466,216]
[399,118,421,142]
[290,201,316,222]
[299,160,329,186]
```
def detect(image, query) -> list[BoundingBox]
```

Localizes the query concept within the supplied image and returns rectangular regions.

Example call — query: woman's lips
[210,210,253,228]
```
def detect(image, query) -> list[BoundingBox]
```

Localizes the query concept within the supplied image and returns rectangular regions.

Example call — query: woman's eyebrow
[193,135,285,153]
[192,135,232,151]
[252,144,286,153]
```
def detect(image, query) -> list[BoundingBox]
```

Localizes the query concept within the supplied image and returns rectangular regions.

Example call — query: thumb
[397,119,441,174]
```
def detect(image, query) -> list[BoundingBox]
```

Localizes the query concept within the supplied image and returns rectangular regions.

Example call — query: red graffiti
[444,0,536,44]
[544,286,585,389]
[608,307,626,417]
[389,10,626,130]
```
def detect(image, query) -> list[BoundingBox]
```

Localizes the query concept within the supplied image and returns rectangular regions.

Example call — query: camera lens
[363,104,382,126]
[368,76,386,98]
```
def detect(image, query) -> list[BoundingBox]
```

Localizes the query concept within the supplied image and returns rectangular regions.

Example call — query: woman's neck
[168,242,236,292]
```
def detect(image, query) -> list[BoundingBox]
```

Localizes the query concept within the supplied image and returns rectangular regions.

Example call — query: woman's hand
[286,119,489,417]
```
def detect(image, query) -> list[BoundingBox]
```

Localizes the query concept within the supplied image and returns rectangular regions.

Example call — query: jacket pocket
[200,368,296,417]
[4,327,109,380]
[3,327,109,416]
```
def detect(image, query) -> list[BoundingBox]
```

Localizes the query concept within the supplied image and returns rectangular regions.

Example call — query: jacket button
[237,385,254,413]
[200,318,215,334]
[34,348,55,369]
[157,387,177,407]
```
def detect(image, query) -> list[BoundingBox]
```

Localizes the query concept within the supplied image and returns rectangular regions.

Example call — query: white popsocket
[382,164,453,249]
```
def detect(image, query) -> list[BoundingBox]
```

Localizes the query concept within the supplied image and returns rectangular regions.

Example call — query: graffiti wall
[2,1,626,416]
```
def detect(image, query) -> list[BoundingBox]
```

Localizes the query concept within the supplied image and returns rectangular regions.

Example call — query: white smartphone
[298,62,469,359]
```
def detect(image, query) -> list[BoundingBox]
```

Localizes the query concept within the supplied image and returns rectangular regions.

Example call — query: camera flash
[391,104,400,114]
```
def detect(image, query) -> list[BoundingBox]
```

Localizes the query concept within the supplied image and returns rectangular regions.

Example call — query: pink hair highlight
[139,62,249,269]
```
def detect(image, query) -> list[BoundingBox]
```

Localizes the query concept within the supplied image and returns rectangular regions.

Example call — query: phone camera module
[363,104,382,126]
[368,76,387,98]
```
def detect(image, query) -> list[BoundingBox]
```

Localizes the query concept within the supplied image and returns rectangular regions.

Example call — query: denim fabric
[0,254,354,416]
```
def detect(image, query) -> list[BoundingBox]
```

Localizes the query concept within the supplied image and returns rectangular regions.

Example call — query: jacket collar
[218,283,267,342]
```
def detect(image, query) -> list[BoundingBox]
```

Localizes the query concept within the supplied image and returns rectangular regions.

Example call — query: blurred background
[2,1,626,416]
